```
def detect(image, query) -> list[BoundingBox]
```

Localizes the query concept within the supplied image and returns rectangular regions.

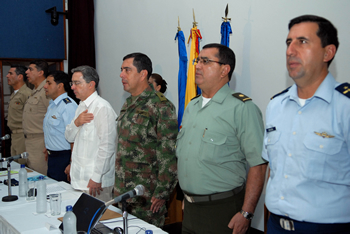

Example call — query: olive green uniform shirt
[177,85,266,195]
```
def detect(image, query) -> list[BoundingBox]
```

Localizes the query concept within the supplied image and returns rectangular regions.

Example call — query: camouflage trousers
[117,199,167,227]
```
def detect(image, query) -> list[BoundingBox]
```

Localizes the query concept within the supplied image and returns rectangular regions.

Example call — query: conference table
[0,162,167,234]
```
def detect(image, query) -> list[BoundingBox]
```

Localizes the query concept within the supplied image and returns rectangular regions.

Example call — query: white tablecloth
[0,162,167,234]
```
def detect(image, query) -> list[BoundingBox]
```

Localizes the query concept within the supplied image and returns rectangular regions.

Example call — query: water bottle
[36,175,47,213]
[63,205,77,234]
[18,164,27,197]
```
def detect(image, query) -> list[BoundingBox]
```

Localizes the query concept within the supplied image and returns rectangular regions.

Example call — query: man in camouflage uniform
[116,52,178,227]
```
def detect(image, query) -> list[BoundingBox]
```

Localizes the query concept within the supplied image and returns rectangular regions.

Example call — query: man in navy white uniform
[263,15,350,233]
[43,71,77,182]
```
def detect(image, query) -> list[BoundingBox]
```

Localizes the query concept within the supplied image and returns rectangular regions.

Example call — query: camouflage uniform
[115,85,178,227]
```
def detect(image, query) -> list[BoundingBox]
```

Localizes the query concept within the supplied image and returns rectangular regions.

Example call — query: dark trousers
[47,149,71,183]
[182,188,245,234]
[267,213,350,234]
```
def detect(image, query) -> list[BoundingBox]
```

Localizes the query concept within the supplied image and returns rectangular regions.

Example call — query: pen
[203,128,208,137]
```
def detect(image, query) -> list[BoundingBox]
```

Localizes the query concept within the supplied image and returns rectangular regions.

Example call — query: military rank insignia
[336,82,350,98]
[232,93,251,102]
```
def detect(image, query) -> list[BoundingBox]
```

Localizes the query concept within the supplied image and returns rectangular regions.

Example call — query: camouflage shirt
[115,85,178,203]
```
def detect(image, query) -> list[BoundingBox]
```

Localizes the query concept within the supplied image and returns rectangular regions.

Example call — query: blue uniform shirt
[43,93,77,150]
[263,73,350,223]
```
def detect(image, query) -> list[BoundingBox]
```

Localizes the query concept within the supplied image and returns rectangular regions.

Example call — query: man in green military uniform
[116,53,178,227]
[177,43,267,234]
[6,65,32,164]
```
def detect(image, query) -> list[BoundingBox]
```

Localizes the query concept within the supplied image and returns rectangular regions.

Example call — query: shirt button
[284,175,288,179]
[288,153,292,157]
[189,142,191,145]
[298,111,302,114]
[268,139,271,142]
[320,145,323,149]
[281,196,284,200]
[293,132,296,135]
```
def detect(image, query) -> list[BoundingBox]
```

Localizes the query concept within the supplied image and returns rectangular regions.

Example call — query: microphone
[0,152,28,162]
[1,134,10,140]
[105,184,145,206]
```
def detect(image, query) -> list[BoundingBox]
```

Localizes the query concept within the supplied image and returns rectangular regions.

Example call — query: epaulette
[155,92,167,102]
[63,98,72,104]
[232,93,252,102]
[271,87,291,100]
[191,95,200,101]
[335,82,350,98]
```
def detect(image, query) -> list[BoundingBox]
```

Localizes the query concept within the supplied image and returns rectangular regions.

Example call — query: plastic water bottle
[36,175,47,213]
[63,205,77,234]
[18,164,27,197]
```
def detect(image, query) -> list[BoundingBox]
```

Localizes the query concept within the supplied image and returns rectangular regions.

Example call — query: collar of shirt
[126,85,153,106]
[193,84,231,106]
[33,79,46,93]
[282,72,335,105]
[51,92,68,106]
[81,91,98,108]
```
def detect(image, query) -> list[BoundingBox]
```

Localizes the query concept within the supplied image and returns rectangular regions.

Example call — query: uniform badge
[51,115,57,119]
[15,102,21,105]
[232,93,252,102]
[63,98,71,104]
[335,82,350,98]
[314,131,334,138]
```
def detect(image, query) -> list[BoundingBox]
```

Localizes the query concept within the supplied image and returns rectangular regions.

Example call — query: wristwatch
[240,210,254,220]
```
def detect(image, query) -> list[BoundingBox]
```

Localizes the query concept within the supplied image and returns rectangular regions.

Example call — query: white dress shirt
[65,91,117,189]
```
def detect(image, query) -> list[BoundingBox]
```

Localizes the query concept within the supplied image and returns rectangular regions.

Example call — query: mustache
[287,56,302,64]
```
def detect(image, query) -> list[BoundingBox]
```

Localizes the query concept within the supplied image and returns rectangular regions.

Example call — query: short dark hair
[123,53,152,79]
[10,65,28,81]
[29,60,49,77]
[47,70,70,92]
[289,15,339,66]
[71,65,99,89]
[149,73,168,93]
[202,43,236,81]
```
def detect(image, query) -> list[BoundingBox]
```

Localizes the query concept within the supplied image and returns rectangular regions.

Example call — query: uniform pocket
[199,131,227,163]
[302,132,347,184]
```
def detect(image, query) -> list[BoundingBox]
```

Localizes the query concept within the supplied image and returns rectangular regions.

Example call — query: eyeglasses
[69,81,82,86]
[192,57,225,66]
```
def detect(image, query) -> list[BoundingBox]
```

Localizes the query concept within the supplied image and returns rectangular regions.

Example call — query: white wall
[93,0,350,231]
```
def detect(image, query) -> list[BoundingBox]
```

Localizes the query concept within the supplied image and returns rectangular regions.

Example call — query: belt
[47,149,71,155]
[24,133,44,138]
[270,213,350,232]
[184,185,244,203]
[11,129,23,134]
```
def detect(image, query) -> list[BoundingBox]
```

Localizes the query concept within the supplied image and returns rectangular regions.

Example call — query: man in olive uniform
[6,65,32,164]
[177,44,267,234]
[116,53,178,227]
[23,60,50,175]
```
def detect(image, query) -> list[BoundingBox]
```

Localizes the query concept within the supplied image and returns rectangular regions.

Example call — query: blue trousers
[47,149,71,183]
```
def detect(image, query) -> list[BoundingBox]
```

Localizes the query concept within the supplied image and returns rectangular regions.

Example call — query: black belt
[47,149,71,156]
[184,185,244,203]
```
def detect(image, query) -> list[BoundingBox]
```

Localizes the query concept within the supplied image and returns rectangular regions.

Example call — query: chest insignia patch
[314,131,334,138]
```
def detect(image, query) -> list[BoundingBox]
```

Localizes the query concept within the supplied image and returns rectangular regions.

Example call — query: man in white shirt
[65,65,117,202]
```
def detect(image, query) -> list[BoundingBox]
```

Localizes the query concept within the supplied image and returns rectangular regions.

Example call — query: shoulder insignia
[63,98,72,104]
[335,82,350,98]
[271,87,291,100]
[155,92,167,102]
[232,93,252,102]
[191,95,200,101]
